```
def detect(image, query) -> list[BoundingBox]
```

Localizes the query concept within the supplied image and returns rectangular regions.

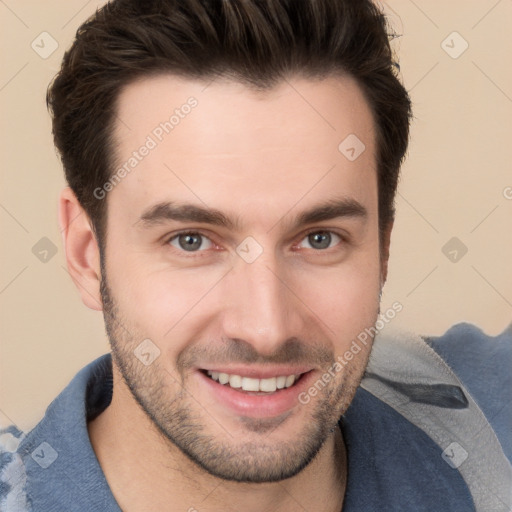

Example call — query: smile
[205,370,302,393]
[197,366,315,417]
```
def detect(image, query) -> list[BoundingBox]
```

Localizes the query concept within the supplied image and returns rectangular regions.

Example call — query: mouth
[201,369,307,395]
[196,367,315,418]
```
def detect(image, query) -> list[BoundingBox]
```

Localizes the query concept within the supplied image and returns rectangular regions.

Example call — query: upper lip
[198,365,313,379]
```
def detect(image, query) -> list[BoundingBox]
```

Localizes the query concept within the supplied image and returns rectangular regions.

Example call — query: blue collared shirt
[1,323,511,511]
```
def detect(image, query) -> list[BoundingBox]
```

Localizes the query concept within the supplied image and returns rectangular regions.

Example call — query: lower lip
[196,370,315,418]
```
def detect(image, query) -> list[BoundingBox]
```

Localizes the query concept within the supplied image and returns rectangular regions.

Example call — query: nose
[220,250,305,357]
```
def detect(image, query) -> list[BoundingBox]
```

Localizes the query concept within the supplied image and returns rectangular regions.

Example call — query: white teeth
[218,372,229,384]
[241,377,260,392]
[229,374,242,388]
[285,375,296,388]
[206,370,301,392]
[259,377,277,392]
[276,376,286,389]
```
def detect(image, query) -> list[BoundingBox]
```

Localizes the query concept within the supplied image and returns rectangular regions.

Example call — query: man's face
[100,74,383,482]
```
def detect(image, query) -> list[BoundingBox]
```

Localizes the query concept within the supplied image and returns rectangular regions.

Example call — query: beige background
[1,0,511,432]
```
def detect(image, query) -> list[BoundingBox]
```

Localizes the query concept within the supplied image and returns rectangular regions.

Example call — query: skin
[59,74,391,511]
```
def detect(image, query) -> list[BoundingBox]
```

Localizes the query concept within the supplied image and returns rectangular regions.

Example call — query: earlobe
[58,187,103,311]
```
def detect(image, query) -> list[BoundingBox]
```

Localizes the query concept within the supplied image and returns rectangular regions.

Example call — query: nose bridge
[221,250,301,354]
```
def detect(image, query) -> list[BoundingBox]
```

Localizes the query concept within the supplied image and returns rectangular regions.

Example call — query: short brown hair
[48,0,412,250]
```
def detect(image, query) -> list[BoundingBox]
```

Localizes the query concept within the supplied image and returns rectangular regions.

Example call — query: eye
[297,230,342,251]
[167,231,214,253]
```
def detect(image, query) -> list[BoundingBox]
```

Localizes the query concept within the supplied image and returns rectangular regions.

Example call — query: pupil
[180,234,201,251]
[310,232,330,249]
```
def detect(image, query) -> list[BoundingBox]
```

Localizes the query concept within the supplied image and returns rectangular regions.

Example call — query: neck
[88,368,347,512]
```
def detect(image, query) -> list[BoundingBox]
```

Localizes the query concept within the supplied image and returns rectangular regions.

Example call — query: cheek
[293,254,381,327]
[108,262,226,342]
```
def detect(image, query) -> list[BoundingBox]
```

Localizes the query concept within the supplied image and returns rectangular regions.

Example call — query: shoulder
[425,322,512,364]
[1,354,115,512]
[424,322,512,462]
[346,322,512,510]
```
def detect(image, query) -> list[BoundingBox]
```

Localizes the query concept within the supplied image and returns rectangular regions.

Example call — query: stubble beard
[99,270,374,483]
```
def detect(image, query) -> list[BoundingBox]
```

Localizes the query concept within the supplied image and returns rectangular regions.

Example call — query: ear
[380,219,394,287]
[58,187,103,311]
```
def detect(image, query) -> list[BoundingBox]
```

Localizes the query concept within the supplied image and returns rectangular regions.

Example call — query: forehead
[109,73,377,229]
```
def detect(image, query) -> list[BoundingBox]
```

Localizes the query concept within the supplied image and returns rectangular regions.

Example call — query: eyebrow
[137,197,367,232]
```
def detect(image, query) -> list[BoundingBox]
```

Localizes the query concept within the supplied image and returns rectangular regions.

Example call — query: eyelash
[164,229,347,258]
